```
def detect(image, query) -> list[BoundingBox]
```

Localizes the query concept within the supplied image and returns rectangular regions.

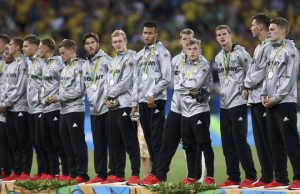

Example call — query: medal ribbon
[222,50,231,80]
[0,61,5,73]
[142,46,156,75]
[28,57,39,85]
[91,58,100,85]
[43,59,53,76]
[269,44,284,73]
[179,55,185,70]
[61,60,76,91]
[111,52,126,80]
[7,58,19,84]
[185,62,199,79]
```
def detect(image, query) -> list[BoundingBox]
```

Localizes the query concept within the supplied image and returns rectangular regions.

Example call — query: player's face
[112,35,127,53]
[7,40,18,56]
[4,46,13,64]
[186,44,201,61]
[251,19,260,37]
[22,41,38,57]
[38,44,49,58]
[180,34,193,51]
[4,45,9,57]
[143,27,157,45]
[216,29,232,47]
[0,39,7,54]
[268,23,284,42]
[84,37,99,56]
[59,47,73,62]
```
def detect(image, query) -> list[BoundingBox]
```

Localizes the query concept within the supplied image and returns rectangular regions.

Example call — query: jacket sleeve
[132,55,141,107]
[107,57,134,98]
[174,68,187,94]
[244,45,270,89]
[3,61,28,107]
[103,57,111,100]
[272,49,299,103]
[148,50,171,98]
[169,56,177,89]
[59,63,85,102]
[261,78,267,97]
[82,60,92,94]
[0,65,7,99]
[37,60,45,103]
[55,60,65,79]
[237,49,252,89]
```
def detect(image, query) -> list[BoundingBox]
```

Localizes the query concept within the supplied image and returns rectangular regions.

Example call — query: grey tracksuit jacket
[83,49,112,115]
[170,51,186,114]
[41,56,64,113]
[26,55,45,114]
[261,39,299,104]
[106,50,136,109]
[0,55,7,122]
[174,57,212,117]
[244,39,271,104]
[1,56,28,112]
[215,44,251,109]
[59,57,85,114]
[133,41,172,106]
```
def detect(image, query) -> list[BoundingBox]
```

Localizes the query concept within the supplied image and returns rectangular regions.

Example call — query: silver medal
[90,84,97,91]
[142,74,148,81]
[224,78,229,86]
[110,80,115,86]
[268,71,273,79]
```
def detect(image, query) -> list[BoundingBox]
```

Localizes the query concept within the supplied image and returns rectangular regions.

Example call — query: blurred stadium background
[2,0,299,183]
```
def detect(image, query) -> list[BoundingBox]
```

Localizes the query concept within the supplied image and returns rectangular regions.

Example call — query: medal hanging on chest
[142,46,155,82]
[222,50,231,87]
[268,44,284,81]
[224,78,229,86]
[142,73,148,81]
[111,54,125,86]
[28,82,31,91]
[90,84,97,91]
[110,79,115,86]
[91,58,100,91]
[268,71,273,79]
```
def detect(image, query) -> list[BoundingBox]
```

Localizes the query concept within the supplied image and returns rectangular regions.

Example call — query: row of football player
[0,14,300,190]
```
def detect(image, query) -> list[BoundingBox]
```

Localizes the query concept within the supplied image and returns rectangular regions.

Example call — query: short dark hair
[215,25,232,34]
[180,28,194,38]
[270,17,290,35]
[0,34,10,44]
[59,39,77,51]
[252,13,270,29]
[41,38,56,51]
[143,21,158,31]
[82,32,99,44]
[12,37,24,51]
[23,34,40,46]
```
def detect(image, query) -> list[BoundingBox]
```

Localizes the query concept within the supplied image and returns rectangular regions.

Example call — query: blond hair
[186,38,201,47]
[111,30,127,39]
